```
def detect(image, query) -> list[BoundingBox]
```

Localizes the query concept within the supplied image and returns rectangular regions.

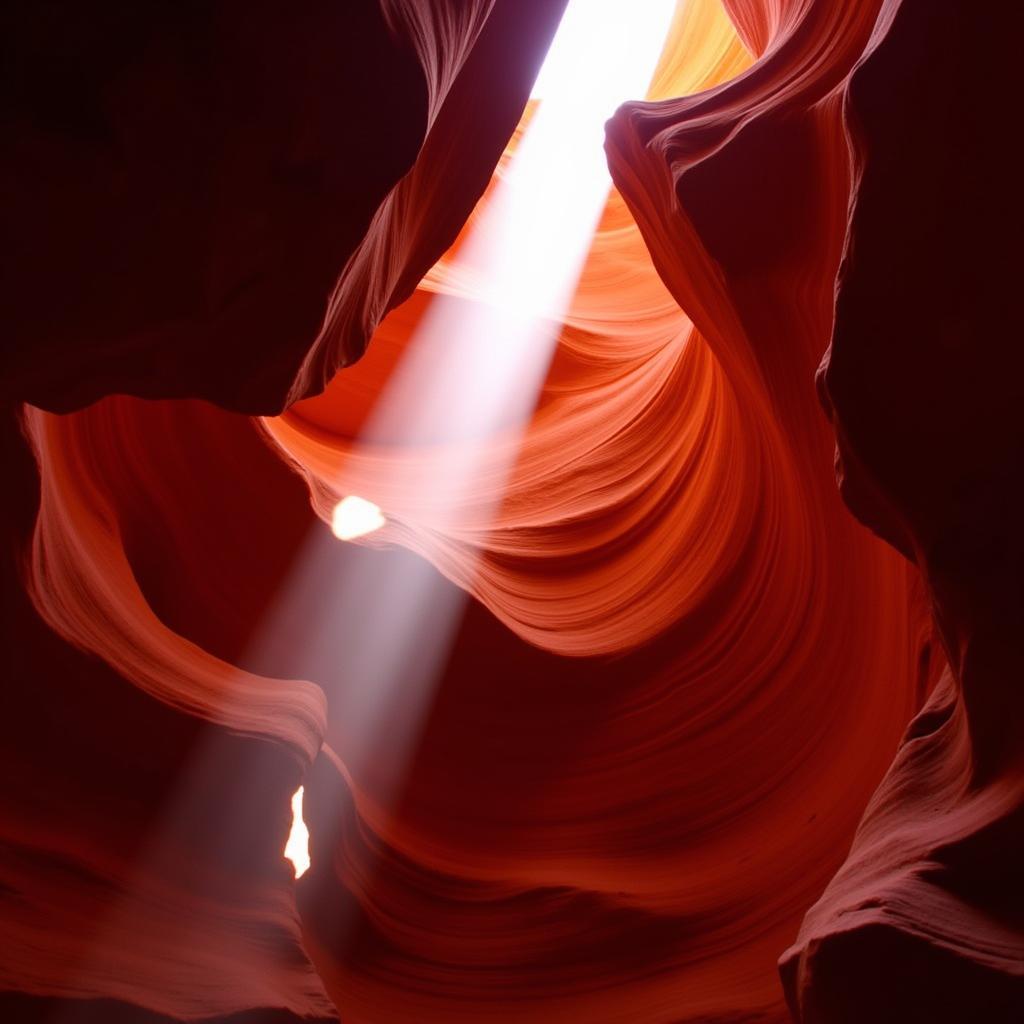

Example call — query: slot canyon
[1,1,1021,1021]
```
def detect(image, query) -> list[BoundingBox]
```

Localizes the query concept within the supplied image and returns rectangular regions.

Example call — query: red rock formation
[2,0,567,414]
[779,1,1024,1018]
[3,0,1017,1021]
[1,407,336,1024]
[7,374,931,1021]
[604,0,1023,1016]
[252,2,933,1018]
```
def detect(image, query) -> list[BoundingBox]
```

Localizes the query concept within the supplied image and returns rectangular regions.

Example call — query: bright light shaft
[495,0,678,321]
[284,786,310,878]
[342,0,677,531]
[310,0,675,819]
[530,0,676,104]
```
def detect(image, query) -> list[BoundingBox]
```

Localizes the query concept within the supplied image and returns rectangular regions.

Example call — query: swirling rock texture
[1,3,1018,1024]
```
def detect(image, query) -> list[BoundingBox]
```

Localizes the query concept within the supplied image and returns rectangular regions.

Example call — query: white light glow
[331,495,385,541]
[284,786,310,878]
[461,0,677,325]
[530,0,676,104]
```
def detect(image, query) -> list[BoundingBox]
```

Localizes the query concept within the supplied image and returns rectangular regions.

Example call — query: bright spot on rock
[284,786,310,878]
[331,495,385,541]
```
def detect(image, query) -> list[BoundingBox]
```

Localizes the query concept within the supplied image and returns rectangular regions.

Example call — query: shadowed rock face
[782,1,1024,1019]
[1,0,426,413]
[1,0,568,415]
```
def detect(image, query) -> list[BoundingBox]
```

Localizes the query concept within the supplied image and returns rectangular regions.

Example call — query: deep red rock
[1,0,567,415]
[781,1,1024,1018]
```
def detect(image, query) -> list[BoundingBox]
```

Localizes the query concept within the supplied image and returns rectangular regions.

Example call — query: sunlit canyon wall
[2,2,1021,1023]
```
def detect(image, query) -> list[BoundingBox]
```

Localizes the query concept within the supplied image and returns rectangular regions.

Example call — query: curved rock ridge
[781,672,1024,1022]
[22,404,327,762]
[1,407,335,1022]
[605,0,883,415]
[303,0,574,404]
[2,0,568,414]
